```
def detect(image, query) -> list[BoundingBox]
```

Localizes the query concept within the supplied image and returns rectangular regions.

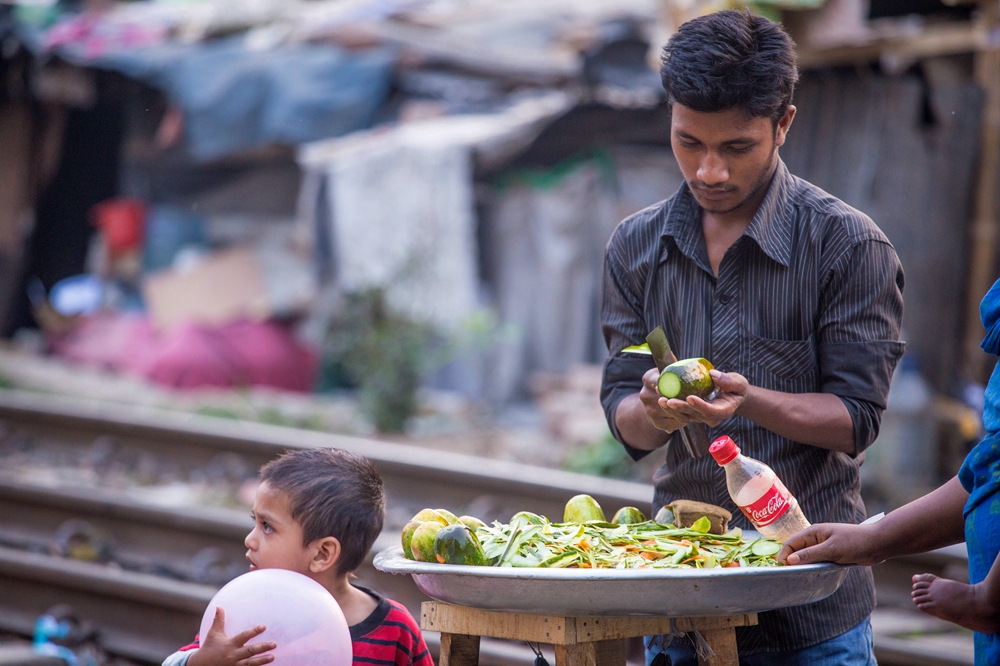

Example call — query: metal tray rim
[373,546,846,580]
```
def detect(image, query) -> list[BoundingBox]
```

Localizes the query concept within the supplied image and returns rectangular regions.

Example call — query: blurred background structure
[0,1,999,664]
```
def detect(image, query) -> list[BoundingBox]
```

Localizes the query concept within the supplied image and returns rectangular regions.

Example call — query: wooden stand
[421,602,757,666]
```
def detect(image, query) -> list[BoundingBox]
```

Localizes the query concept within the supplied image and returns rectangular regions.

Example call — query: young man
[599,10,904,664]
[162,448,433,666]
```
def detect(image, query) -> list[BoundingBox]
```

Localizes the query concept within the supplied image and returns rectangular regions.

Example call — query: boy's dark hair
[660,10,798,123]
[261,448,385,575]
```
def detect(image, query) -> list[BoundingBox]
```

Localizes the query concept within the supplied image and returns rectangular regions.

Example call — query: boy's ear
[309,536,342,574]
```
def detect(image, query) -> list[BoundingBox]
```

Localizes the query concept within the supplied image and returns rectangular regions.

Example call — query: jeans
[645,617,876,666]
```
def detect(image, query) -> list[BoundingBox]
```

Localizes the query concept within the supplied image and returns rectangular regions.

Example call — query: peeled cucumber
[657,357,715,400]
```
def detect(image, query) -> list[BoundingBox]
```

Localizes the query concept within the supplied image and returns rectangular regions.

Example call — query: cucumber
[656,357,715,399]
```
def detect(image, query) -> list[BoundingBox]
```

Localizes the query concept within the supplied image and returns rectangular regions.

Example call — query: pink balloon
[199,570,352,666]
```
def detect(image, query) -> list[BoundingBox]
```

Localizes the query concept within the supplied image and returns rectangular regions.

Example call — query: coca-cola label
[738,478,791,527]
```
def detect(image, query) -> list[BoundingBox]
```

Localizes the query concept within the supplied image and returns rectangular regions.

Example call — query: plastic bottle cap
[709,435,740,465]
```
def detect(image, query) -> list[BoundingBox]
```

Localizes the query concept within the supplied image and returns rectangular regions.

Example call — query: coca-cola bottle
[709,435,810,540]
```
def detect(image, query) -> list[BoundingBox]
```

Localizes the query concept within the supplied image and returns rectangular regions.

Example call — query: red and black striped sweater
[173,587,432,666]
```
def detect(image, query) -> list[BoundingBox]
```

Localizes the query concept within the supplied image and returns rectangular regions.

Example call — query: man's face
[245,481,313,574]
[670,104,795,215]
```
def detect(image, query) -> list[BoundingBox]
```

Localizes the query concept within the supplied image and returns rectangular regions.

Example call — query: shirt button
[718,293,731,305]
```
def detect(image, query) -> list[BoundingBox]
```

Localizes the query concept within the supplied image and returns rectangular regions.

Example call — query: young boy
[779,278,1000,666]
[163,448,433,666]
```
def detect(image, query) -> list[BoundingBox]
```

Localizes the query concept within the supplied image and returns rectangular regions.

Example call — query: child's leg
[911,551,1000,634]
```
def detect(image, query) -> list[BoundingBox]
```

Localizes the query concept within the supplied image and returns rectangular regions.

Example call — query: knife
[645,327,711,458]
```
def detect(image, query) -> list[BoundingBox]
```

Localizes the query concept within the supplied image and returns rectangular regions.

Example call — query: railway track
[0,390,976,666]
[0,390,649,665]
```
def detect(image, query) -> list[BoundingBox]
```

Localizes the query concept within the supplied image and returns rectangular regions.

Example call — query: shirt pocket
[748,333,819,391]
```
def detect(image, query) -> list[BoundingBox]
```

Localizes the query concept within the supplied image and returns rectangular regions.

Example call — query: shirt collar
[661,158,794,269]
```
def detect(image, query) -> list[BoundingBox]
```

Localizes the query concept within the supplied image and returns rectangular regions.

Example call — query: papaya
[612,506,647,524]
[401,520,422,560]
[657,358,715,400]
[433,525,488,566]
[563,494,606,523]
[459,515,487,530]
[410,521,445,562]
[411,509,449,526]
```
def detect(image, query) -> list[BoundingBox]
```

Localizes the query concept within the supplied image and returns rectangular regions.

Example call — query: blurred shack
[0,0,998,502]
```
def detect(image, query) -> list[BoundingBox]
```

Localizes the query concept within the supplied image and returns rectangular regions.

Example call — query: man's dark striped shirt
[600,160,905,653]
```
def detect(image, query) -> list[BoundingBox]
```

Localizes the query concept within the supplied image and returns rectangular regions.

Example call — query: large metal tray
[374,547,850,617]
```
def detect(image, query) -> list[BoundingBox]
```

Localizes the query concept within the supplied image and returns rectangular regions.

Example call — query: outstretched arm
[779,476,968,565]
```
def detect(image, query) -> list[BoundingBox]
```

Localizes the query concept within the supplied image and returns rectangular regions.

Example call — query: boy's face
[245,481,314,575]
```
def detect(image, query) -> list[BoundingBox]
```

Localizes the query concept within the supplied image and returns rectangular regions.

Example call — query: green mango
[510,511,546,526]
[657,358,715,400]
[411,508,449,526]
[411,521,445,562]
[563,494,606,523]
[612,506,647,525]
[654,506,675,526]
[459,515,487,530]
[435,508,461,525]
[401,520,422,560]
[433,525,488,566]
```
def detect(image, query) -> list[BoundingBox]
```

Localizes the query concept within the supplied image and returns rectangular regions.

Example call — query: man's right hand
[640,367,691,433]
[779,523,883,567]
[188,607,276,666]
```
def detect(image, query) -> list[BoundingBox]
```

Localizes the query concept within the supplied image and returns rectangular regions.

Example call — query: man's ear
[309,536,342,574]
[774,105,796,149]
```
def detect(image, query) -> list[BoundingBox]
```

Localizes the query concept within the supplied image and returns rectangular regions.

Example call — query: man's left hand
[664,369,748,427]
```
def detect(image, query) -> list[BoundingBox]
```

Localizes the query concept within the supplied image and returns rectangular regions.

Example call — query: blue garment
[645,618,875,666]
[957,277,1000,666]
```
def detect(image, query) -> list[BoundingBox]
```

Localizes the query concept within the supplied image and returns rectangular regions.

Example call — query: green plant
[563,432,634,479]
[324,288,436,433]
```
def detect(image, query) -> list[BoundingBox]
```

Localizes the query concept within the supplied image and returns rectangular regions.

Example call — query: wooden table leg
[554,640,625,666]
[696,627,738,666]
[439,633,481,666]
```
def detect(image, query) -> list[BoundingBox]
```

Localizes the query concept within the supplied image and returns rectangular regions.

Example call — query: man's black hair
[660,10,798,123]
[260,448,385,575]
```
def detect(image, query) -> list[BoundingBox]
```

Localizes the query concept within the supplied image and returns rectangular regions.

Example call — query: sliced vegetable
[657,358,716,400]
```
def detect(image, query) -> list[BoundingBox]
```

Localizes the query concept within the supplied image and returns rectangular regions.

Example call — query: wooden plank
[555,643,596,666]
[592,640,626,666]
[438,634,481,666]
[421,603,574,644]
[568,614,756,642]
[696,628,739,666]
[420,603,756,644]
[797,22,990,70]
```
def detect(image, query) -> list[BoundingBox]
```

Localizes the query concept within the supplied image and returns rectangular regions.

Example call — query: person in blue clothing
[780,278,1000,665]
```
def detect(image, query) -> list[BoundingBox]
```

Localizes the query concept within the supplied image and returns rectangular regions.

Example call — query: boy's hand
[779,523,882,567]
[188,607,276,666]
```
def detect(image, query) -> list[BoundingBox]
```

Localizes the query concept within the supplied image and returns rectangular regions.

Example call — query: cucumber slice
[750,539,781,557]
[657,371,682,398]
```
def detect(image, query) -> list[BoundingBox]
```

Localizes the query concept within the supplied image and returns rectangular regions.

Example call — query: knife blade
[645,327,709,458]
[645,326,676,371]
